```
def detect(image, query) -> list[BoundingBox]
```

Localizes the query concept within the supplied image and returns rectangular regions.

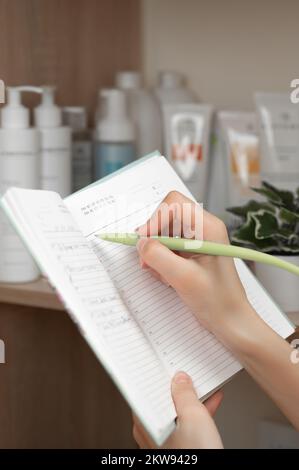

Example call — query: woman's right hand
[136,191,299,432]
[136,191,255,339]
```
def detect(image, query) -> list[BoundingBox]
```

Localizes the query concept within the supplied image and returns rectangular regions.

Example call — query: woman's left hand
[132,371,223,449]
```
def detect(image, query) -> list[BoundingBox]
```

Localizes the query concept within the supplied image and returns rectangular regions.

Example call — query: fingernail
[173,371,191,384]
[136,237,148,253]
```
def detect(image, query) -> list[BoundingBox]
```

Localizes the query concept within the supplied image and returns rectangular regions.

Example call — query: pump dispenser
[0,86,40,282]
[94,89,135,178]
[116,71,162,156]
[34,86,71,197]
[34,86,61,128]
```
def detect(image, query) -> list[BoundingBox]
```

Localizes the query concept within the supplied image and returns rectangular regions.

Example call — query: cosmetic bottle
[34,87,72,197]
[163,103,213,203]
[255,92,299,192]
[0,86,40,282]
[62,107,92,192]
[94,89,136,178]
[116,71,162,157]
[154,71,196,106]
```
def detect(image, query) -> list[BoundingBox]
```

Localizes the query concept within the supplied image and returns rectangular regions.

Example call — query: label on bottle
[94,143,136,179]
[169,112,207,202]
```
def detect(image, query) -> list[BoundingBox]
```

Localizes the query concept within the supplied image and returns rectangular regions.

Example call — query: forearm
[214,303,299,430]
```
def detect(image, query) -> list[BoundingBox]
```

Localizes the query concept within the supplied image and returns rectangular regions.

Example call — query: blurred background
[0,0,298,449]
[2,0,297,109]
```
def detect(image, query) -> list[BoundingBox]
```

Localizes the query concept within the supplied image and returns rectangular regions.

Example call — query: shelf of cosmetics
[0,70,298,283]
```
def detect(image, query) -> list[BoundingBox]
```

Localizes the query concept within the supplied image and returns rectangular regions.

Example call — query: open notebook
[1,152,294,445]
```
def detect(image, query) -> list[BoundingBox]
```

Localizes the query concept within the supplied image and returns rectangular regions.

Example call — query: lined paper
[4,188,176,442]
[66,155,294,400]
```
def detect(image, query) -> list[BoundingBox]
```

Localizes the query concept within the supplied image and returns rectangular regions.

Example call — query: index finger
[137,191,203,240]
[137,190,228,243]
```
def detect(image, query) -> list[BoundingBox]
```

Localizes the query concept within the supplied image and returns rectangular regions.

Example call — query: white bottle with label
[116,71,162,157]
[62,107,92,192]
[0,86,40,282]
[34,87,72,198]
[154,71,196,106]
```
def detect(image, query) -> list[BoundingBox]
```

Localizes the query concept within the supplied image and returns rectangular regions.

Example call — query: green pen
[96,233,299,277]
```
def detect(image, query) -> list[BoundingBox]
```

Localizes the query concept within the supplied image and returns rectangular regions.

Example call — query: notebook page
[66,155,294,398]
[66,156,241,399]
[234,259,294,338]
[2,188,176,445]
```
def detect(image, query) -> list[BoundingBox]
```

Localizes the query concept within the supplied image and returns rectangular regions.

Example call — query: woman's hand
[137,191,299,432]
[133,371,223,449]
[136,190,254,337]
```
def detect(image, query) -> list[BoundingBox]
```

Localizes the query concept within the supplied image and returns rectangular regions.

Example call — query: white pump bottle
[0,86,40,282]
[34,87,72,198]
[116,71,162,157]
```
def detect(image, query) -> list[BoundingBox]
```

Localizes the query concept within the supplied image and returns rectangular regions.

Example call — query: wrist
[212,300,268,358]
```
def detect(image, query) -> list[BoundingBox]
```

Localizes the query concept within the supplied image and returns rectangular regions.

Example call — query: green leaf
[279,244,299,255]
[252,210,279,239]
[227,182,299,254]
[274,228,298,240]
[231,213,279,252]
[226,200,275,219]
[251,181,295,209]
[279,207,299,224]
[251,186,281,204]
[262,181,294,209]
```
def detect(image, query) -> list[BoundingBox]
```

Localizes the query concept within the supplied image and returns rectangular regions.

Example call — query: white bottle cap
[62,106,87,130]
[1,87,34,129]
[34,86,62,128]
[158,71,184,89]
[115,71,141,90]
[97,89,134,142]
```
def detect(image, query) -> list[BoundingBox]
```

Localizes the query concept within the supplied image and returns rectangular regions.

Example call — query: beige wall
[142,0,298,110]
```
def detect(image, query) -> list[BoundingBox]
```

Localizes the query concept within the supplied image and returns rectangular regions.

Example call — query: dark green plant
[227,181,299,255]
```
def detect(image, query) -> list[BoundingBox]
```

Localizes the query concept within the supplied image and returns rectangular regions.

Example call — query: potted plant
[227,181,299,312]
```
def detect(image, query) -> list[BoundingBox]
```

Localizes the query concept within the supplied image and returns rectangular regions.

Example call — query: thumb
[136,238,195,291]
[171,371,223,449]
[171,371,206,421]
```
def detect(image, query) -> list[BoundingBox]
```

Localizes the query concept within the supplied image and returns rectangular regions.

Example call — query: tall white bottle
[0,86,40,282]
[94,89,136,178]
[116,71,162,157]
[34,87,72,198]
[154,71,196,106]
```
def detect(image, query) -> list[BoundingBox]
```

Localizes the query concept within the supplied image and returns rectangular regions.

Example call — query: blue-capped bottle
[94,89,136,179]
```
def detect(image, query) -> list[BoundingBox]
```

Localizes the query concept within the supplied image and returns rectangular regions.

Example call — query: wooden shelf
[0,278,298,328]
[0,278,63,311]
